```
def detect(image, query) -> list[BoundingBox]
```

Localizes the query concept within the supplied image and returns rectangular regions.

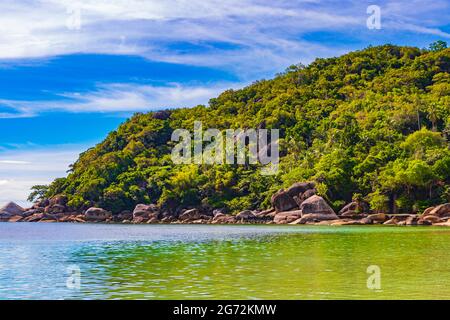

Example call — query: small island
[1,0,450,302]
[1,44,449,228]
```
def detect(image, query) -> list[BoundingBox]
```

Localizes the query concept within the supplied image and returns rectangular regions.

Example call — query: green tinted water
[0,223,449,299]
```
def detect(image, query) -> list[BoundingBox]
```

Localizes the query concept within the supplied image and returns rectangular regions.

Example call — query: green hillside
[31,44,450,214]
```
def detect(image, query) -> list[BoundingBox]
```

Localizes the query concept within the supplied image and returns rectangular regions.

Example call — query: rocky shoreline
[1,182,450,226]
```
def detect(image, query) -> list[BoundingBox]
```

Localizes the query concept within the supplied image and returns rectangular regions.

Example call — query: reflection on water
[0,223,450,299]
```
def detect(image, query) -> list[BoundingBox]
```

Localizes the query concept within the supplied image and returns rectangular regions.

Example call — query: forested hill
[32,44,450,214]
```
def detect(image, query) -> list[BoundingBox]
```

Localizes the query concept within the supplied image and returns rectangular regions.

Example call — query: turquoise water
[1,223,450,299]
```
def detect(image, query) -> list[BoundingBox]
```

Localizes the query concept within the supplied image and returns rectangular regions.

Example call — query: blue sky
[0,0,449,206]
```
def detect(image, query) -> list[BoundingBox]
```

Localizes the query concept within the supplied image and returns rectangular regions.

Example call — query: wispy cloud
[0,0,357,70]
[0,82,239,117]
[0,144,85,206]
[0,1,448,117]
[0,160,31,165]
[1,0,448,76]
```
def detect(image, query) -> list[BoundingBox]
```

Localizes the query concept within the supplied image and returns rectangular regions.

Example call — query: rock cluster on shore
[1,182,450,226]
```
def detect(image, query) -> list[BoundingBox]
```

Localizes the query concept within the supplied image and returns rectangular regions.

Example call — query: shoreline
[1,220,450,227]
[1,209,449,227]
[1,222,449,300]
[2,182,450,227]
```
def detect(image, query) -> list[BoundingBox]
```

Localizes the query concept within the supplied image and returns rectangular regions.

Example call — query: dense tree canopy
[33,44,450,214]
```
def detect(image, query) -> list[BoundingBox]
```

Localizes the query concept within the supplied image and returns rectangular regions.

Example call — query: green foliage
[401,128,444,157]
[368,191,389,213]
[429,41,448,52]
[33,44,450,213]
[27,185,49,202]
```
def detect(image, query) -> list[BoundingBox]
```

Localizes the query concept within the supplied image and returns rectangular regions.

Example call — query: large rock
[0,202,25,216]
[39,213,59,222]
[359,217,373,225]
[22,208,43,217]
[273,210,302,224]
[271,190,298,212]
[161,216,176,223]
[254,208,276,218]
[0,213,12,221]
[33,198,49,209]
[84,207,112,222]
[211,214,236,224]
[297,189,316,204]
[49,195,68,206]
[340,212,368,220]
[8,215,24,222]
[339,201,370,216]
[418,219,432,226]
[57,213,81,223]
[178,209,212,222]
[367,213,387,224]
[419,215,443,224]
[433,220,450,227]
[235,210,256,222]
[113,210,133,222]
[423,203,450,218]
[213,209,225,217]
[271,182,316,212]
[132,216,147,224]
[286,182,316,198]
[338,202,355,215]
[331,219,364,226]
[146,216,160,224]
[299,195,337,217]
[133,204,159,219]
[45,204,66,214]
[179,208,200,221]
[70,215,86,223]
[383,218,396,225]
[312,217,370,226]
[23,213,45,222]
[282,195,337,223]
[405,215,420,226]
[297,213,339,224]
[421,206,435,216]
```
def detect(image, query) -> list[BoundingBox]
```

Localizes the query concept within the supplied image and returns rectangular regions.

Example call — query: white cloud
[0,1,448,117]
[0,82,240,117]
[57,82,235,112]
[0,0,447,77]
[0,0,450,87]
[389,22,450,38]
[0,144,85,207]
[0,0,359,71]
[0,160,31,165]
